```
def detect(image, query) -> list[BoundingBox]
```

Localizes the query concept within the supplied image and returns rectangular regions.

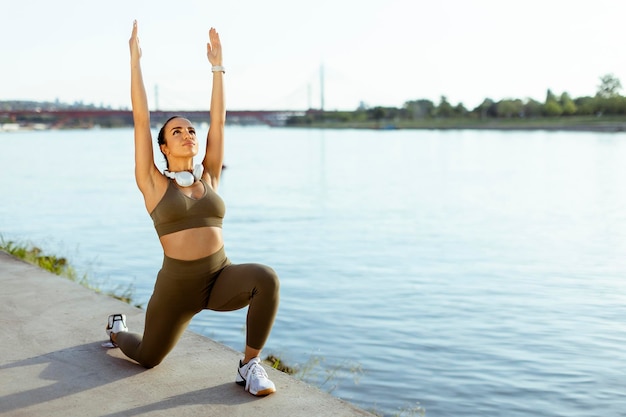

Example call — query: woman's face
[160,118,199,160]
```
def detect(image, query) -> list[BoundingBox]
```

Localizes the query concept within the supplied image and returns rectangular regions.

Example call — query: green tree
[560,92,577,115]
[404,99,435,119]
[545,89,558,103]
[523,98,543,117]
[496,99,523,118]
[543,89,563,116]
[597,96,626,115]
[454,102,468,117]
[368,106,386,121]
[473,98,497,118]
[597,74,622,98]
[435,96,454,117]
[574,96,598,115]
[544,100,563,116]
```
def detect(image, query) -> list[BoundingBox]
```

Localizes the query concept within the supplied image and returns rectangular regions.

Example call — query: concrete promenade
[0,250,373,417]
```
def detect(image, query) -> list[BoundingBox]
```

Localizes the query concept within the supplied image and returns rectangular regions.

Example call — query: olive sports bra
[150,179,225,237]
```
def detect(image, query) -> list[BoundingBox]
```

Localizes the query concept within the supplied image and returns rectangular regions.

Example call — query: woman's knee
[137,351,167,369]
[257,264,280,294]
[139,355,164,369]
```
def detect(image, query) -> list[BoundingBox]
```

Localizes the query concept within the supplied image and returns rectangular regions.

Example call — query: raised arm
[202,27,226,191]
[129,20,161,199]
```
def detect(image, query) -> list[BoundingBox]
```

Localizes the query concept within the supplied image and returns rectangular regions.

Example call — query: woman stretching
[105,20,280,397]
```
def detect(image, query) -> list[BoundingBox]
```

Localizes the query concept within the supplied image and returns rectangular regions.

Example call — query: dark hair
[157,115,183,169]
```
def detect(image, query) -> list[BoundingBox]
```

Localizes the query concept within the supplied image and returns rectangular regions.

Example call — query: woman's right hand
[129,20,142,60]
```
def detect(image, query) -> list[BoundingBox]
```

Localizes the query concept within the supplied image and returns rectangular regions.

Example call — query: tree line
[288,74,626,125]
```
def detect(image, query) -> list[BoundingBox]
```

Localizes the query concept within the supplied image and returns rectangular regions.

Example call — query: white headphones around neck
[164,164,204,187]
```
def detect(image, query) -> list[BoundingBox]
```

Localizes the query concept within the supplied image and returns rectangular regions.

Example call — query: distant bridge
[0,109,306,128]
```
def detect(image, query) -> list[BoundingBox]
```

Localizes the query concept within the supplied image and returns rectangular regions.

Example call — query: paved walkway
[0,250,373,417]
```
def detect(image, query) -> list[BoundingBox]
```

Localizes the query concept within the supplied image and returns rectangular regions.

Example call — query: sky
[2,0,626,111]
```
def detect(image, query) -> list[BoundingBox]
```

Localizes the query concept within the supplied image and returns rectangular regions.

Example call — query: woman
[105,20,280,397]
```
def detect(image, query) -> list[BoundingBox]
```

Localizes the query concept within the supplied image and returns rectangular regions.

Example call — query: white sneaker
[104,314,128,347]
[236,357,276,396]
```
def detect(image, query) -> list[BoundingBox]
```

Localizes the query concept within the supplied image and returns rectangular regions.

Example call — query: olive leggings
[115,246,280,368]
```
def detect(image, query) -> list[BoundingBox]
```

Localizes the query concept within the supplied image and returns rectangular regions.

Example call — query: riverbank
[0,250,373,417]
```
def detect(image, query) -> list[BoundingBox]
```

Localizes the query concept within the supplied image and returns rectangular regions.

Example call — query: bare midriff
[159,226,224,260]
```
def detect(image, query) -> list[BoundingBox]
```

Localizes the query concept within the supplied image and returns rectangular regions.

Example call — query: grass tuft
[0,236,134,304]
[264,354,296,374]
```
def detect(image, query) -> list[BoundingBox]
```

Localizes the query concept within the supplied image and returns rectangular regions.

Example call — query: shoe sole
[235,380,276,396]
[252,387,276,396]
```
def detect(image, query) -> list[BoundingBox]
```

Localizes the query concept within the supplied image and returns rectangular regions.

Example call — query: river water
[1,126,625,416]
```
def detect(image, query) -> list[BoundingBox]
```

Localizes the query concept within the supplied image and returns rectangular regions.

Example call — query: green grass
[0,236,134,304]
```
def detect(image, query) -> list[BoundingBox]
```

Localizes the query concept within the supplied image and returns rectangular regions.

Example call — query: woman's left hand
[129,20,142,60]
[207,27,222,66]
